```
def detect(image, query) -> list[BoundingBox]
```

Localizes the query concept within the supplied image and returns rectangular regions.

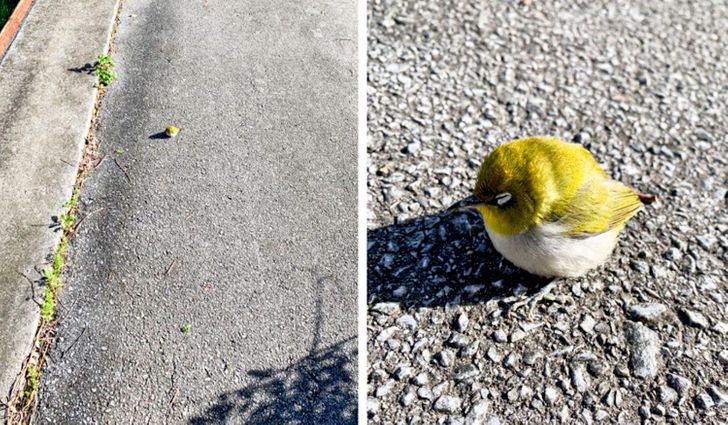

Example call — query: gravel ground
[366,1,728,424]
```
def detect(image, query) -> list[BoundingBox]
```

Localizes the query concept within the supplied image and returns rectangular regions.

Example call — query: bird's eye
[495,192,512,206]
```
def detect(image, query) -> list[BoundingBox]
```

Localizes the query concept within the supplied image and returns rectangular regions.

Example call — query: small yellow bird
[165,125,180,138]
[453,136,654,279]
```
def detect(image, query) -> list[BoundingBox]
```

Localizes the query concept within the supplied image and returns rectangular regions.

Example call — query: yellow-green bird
[454,136,654,278]
[165,125,180,138]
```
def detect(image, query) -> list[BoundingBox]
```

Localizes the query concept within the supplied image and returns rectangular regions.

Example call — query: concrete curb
[0,0,34,61]
[0,0,120,405]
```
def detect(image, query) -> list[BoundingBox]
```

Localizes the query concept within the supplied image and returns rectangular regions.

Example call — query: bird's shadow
[367,210,551,308]
[149,131,170,140]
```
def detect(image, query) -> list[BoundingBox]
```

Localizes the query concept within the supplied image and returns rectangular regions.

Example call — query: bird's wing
[543,179,644,238]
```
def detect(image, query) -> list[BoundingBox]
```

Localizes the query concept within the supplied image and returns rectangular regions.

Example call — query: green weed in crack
[39,186,78,321]
[93,54,116,86]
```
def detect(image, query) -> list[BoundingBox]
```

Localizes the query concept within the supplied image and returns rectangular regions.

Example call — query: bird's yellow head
[469,142,543,235]
[464,137,596,236]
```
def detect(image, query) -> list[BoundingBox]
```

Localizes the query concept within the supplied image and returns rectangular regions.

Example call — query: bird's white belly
[485,223,620,278]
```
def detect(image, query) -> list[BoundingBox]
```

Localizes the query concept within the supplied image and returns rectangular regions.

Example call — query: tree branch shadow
[188,337,356,425]
[367,210,550,308]
[188,275,356,425]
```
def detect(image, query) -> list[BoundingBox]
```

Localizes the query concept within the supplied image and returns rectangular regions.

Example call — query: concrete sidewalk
[0,0,118,402]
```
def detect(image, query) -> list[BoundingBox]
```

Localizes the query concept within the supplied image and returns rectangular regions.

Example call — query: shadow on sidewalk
[367,210,549,309]
[67,63,95,75]
[188,337,355,425]
[188,276,356,425]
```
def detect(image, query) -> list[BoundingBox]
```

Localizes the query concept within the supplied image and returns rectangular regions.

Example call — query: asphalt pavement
[37,0,357,423]
[367,0,727,423]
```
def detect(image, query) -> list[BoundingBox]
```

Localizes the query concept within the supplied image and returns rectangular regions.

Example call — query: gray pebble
[587,361,608,377]
[503,352,520,369]
[405,141,421,154]
[400,391,416,406]
[523,350,543,366]
[436,350,455,367]
[628,303,668,325]
[658,385,678,404]
[708,386,728,407]
[696,234,717,251]
[624,321,660,378]
[377,326,398,342]
[376,381,394,397]
[580,315,597,334]
[492,330,507,343]
[396,314,418,329]
[432,381,449,397]
[383,187,405,203]
[570,364,589,393]
[372,302,402,316]
[667,373,692,395]
[614,365,630,378]
[665,247,683,262]
[695,392,715,409]
[558,406,570,422]
[717,350,728,365]
[465,400,489,425]
[412,338,428,353]
[379,253,395,269]
[454,364,479,382]
[384,172,405,184]
[544,386,559,406]
[447,333,471,348]
[680,309,710,329]
[519,385,533,398]
[639,405,651,418]
[651,265,669,279]
[417,386,433,400]
[394,365,413,381]
[510,329,528,342]
[461,340,480,358]
[367,397,380,414]
[487,346,502,363]
[391,285,407,297]
[386,339,401,350]
[424,186,440,197]
[631,260,650,275]
[412,372,429,386]
[455,313,469,332]
[485,416,501,425]
[614,389,624,408]
[433,395,462,414]
[695,128,715,142]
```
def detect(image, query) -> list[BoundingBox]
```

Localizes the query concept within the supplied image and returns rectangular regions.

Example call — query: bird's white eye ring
[495,192,512,206]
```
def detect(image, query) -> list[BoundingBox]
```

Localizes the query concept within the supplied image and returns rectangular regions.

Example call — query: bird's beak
[447,194,488,212]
